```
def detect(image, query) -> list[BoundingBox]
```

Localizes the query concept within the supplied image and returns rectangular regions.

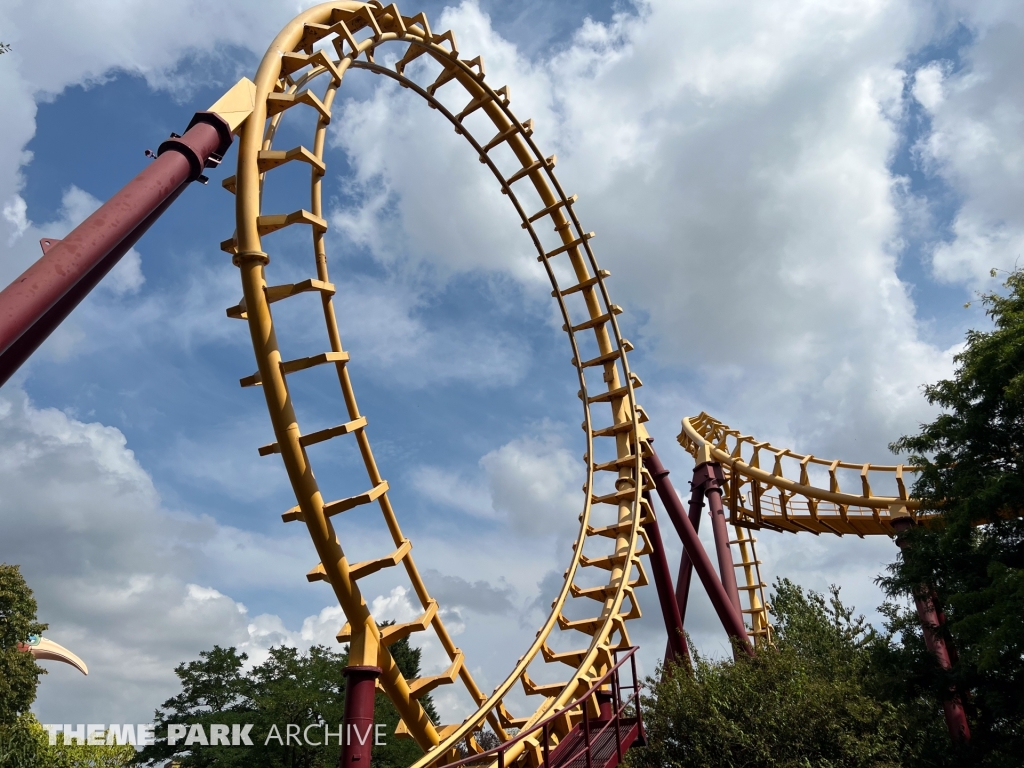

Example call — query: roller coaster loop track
[222,3,662,765]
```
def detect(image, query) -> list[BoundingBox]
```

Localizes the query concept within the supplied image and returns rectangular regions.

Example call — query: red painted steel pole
[642,491,689,665]
[0,186,187,385]
[704,463,743,616]
[0,112,231,388]
[644,448,752,656]
[339,665,381,766]
[892,517,971,745]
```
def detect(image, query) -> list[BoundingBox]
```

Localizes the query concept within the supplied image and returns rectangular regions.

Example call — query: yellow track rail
[679,412,922,537]
[225,3,651,765]
[679,412,928,647]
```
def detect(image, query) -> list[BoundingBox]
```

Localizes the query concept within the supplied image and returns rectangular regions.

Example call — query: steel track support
[641,490,689,666]
[703,462,743,616]
[891,514,971,746]
[0,76,255,388]
[339,665,382,767]
[644,447,752,656]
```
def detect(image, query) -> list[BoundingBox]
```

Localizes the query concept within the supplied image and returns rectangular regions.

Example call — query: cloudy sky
[1,0,1022,733]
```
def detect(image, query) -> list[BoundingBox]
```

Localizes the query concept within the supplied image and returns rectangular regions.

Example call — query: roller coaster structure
[0,1,983,764]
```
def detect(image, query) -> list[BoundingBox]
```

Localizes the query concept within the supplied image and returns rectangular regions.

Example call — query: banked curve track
[223,3,651,765]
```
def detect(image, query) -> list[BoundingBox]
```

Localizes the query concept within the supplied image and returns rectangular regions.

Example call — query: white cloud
[914,13,1024,285]
[412,424,580,534]
[0,385,352,723]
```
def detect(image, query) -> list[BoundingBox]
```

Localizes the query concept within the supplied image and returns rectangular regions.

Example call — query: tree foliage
[879,268,1024,766]
[627,579,932,768]
[0,715,135,768]
[0,564,46,727]
[138,627,437,767]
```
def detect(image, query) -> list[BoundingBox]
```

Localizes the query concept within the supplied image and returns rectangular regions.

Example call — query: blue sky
[2,0,1023,732]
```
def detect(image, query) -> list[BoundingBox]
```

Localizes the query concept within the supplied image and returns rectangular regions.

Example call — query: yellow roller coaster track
[223,3,651,765]
[680,412,923,538]
[679,411,929,645]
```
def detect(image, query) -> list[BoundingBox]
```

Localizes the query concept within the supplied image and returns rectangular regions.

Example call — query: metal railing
[443,647,644,768]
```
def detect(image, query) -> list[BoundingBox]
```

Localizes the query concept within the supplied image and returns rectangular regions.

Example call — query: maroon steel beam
[661,470,706,662]
[705,463,743,615]
[0,186,187,385]
[0,112,231,388]
[644,447,752,656]
[892,517,971,745]
[339,665,381,766]
[641,490,689,666]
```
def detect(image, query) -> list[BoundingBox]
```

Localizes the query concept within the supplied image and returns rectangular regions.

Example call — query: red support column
[644,448,752,656]
[641,491,689,665]
[0,112,232,388]
[704,463,743,616]
[892,517,971,745]
[339,665,381,767]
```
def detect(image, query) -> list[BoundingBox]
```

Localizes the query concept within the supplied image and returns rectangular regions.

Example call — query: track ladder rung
[280,351,349,375]
[350,538,412,581]
[483,118,533,153]
[558,614,603,634]
[554,267,607,296]
[257,146,327,175]
[574,341,632,369]
[589,420,634,439]
[587,520,634,538]
[522,673,567,698]
[259,416,366,456]
[542,645,588,667]
[527,194,577,227]
[591,485,642,505]
[282,480,389,522]
[279,50,343,83]
[592,452,642,472]
[580,552,629,571]
[505,155,556,187]
[585,373,643,404]
[564,305,623,333]
[537,232,594,263]
[266,89,331,123]
[257,209,327,237]
[227,278,335,320]
[407,649,464,699]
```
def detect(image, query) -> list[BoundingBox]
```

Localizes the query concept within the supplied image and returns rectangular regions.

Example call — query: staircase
[444,648,645,768]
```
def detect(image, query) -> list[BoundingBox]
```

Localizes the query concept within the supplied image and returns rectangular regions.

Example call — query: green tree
[0,564,47,726]
[628,579,926,768]
[880,267,1024,766]
[138,629,438,767]
[1,715,135,768]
